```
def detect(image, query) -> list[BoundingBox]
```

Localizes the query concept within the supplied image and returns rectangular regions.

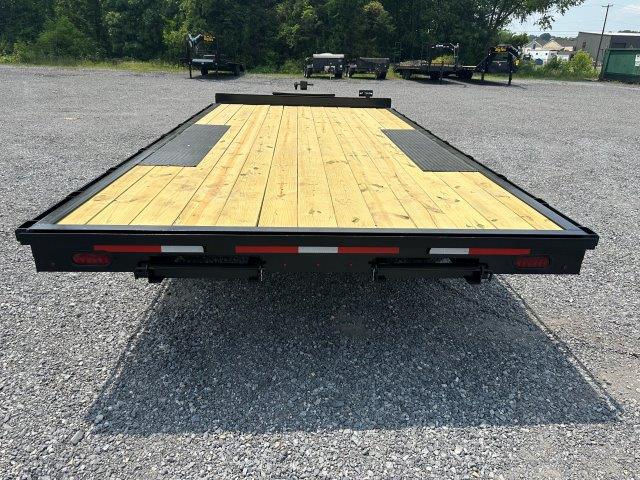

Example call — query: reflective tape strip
[235,246,399,255]
[94,245,203,254]
[429,247,531,256]
[429,248,470,255]
[161,246,204,253]
[298,247,339,254]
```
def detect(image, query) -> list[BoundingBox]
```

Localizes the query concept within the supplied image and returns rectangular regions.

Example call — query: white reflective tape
[429,248,470,255]
[298,246,339,254]
[161,246,205,253]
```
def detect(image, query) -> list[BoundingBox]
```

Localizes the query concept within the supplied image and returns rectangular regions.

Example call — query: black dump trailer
[16,93,597,284]
[304,53,346,79]
[347,57,390,79]
[183,33,245,78]
[393,43,475,81]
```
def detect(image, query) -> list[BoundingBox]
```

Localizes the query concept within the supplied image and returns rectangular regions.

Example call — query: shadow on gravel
[190,74,244,82]
[406,77,526,89]
[88,276,619,434]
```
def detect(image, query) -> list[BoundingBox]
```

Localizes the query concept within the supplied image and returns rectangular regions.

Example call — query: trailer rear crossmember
[16,93,598,283]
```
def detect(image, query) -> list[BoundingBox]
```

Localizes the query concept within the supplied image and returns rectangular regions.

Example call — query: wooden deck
[59,104,561,230]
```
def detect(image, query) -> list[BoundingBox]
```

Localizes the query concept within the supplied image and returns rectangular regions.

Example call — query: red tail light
[72,252,111,266]
[515,256,550,269]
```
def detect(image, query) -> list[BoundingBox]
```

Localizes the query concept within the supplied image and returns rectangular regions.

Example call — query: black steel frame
[15,93,598,282]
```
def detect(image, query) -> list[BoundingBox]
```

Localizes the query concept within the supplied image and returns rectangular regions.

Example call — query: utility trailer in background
[183,33,245,78]
[304,53,346,79]
[347,57,390,79]
[16,93,597,283]
[394,43,520,85]
[393,43,475,81]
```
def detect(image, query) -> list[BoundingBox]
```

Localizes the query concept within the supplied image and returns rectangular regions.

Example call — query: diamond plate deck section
[382,129,478,172]
[140,124,230,167]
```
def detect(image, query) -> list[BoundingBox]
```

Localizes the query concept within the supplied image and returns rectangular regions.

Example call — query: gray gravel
[1,65,639,479]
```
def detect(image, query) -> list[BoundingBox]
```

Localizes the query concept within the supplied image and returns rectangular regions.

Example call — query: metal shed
[600,48,640,83]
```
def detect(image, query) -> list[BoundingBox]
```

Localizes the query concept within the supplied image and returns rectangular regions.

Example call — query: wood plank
[310,107,375,228]
[351,108,459,228]
[58,166,154,225]
[207,103,243,125]
[216,106,284,226]
[175,105,270,226]
[344,108,446,228]
[463,172,562,230]
[436,172,535,230]
[195,104,259,171]
[361,108,497,229]
[130,105,256,225]
[296,106,337,227]
[88,166,182,225]
[323,107,415,228]
[415,172,495,229]
[258,106,299,227]
[355,109,465,228]
[195,104,229,125]
[366,108,413,130]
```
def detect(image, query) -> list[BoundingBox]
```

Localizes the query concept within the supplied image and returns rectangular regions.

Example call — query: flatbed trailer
[16,93,598,283]
[347,57,390,79]
[394,44,520,84]
[394,43,475,81]
[394,61,474,80]
[188,56,244,78]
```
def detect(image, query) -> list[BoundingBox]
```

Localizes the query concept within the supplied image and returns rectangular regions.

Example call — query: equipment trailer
[347,57,390,79]
[184,33,244,78]
[16,93,597,283]
[394,43,474,81]
[394,43,520,85]
[304,54,346,79]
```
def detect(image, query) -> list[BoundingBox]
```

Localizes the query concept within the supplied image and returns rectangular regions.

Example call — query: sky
[509,0,640,37]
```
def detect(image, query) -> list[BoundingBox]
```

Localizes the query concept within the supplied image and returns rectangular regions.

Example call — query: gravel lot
[1,65,638,479]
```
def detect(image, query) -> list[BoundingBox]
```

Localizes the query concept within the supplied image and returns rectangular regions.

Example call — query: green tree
[358,1,394,56]
[35,15,98,58]
[276,0,321,58]
[0,0,55,53]
[102,0,165,59]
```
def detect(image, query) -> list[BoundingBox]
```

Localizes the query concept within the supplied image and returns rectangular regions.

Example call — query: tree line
[1,0,584,68]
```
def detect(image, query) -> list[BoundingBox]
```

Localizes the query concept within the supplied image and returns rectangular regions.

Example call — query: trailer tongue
[16,93,597,283]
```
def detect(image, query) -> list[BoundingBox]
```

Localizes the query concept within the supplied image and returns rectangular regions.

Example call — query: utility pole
[595,4,613,68]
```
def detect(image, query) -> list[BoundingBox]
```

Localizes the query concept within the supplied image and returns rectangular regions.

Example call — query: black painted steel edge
[16,224,599,251]
[389,108,598,240]
[215,93,391,108]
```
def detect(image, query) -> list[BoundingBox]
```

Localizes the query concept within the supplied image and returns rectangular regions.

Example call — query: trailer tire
[376,71,387,80]
[457,70,473,80]
[334,72,343,79]
[429,72,440,81]
[401,70,411,80]
[201,68,208,76]
[233,64,240,76]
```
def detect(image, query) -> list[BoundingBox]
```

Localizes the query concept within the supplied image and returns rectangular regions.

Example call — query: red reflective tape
[468,248,531,256]
[235,246,298,254]
[338,246,399,255]
[94,244,162,253]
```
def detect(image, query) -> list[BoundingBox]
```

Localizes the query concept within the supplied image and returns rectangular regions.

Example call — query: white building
[529,49,558,65]
[523,40,543,56]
